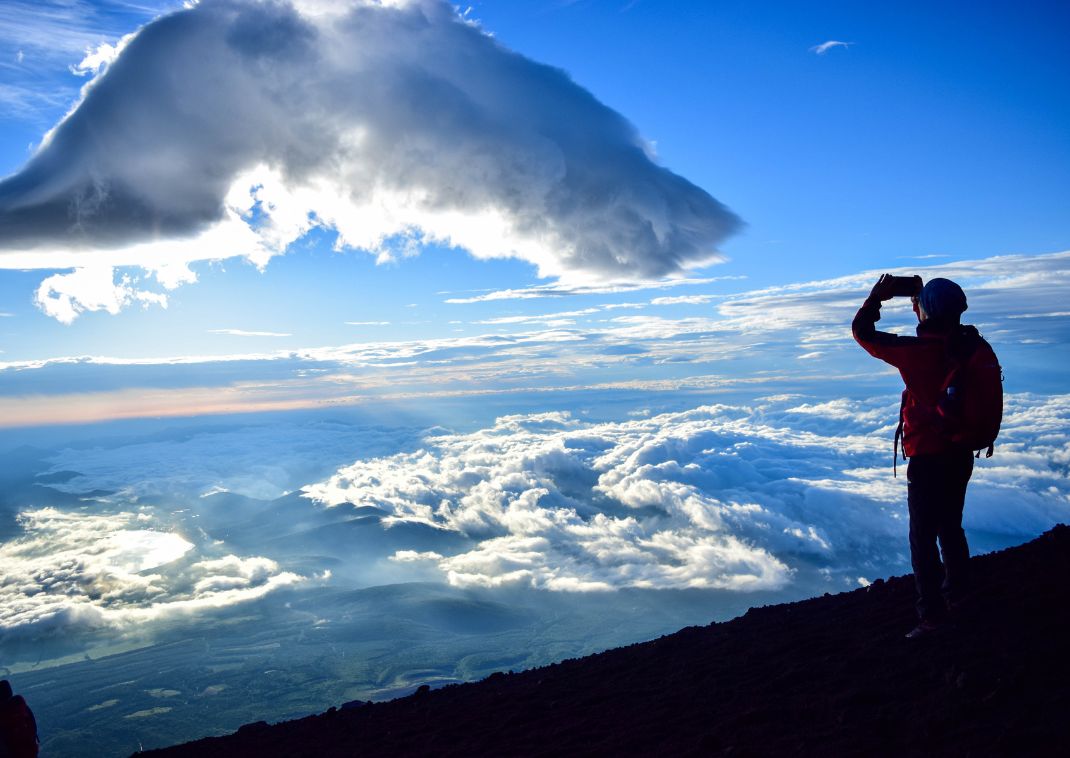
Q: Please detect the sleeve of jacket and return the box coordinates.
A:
[852,296,914,370]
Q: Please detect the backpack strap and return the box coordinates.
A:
[893,390,908,478]
[939,364,959,394]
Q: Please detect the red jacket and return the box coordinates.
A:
[852,296,974,457]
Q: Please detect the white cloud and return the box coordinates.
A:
[304,392,1070,593]
[810,40,853,55]
[207,329,292,337]
[650,294,716,306]
[390,550,445,562]
[33,266,168,325]
[1007,311,1070,319]
[3,250,1068,427]
[444,276,738,304]
[0,508,303,641]
[70,33,134,77]
[0,0,740,322]
[476,308,601,325]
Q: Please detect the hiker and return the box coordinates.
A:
[0,680,39,758]
[853,274,1001,639]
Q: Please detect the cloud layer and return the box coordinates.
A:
[3,250,1066,426]
[0,507,302,642]
[6,389,1065,648]
[304,393,1070,593]
[0,0,740,319]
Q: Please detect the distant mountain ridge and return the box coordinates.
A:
[144,525,1070,756]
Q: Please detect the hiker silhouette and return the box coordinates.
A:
[0,680,39,758]
[853,275,1002,639]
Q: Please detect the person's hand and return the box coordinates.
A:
[868,274,897,302]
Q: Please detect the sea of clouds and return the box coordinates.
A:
[0,506,302,643]
[2,247,1067,650]
[305,394,1070,592]
[3,388,1065,654]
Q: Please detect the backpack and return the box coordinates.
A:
[936,328,1003,457]
[0,695,38,758]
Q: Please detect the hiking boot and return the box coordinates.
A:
[905,618,943,639]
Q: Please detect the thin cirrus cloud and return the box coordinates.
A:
[0,1,166,59]
[0,0,741,322]
[207,328,292,337]
[650,294,717,306]
[810,40,854,55]
[1,250,1068,427]
[442,276,746,304]
[0,1,173,120]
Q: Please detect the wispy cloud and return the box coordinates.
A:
[0,1,173,123]
[810,40,853,55]
[207,329,292,338]
[0,1,170,57]
[445,277,741,304]
[650,294,716,306]
[1006,311,1070,319]
[3,251,1067,426]
[0,79,77,119]
[476,308,601,325]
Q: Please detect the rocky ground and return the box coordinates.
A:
[144,525,1070,757]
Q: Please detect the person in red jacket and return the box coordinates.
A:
[0,679,39,758]
[853,274,976,639]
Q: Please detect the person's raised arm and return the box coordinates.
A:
[853,274,911,366]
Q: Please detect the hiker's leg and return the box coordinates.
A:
[907,455,945,622]
[938,449,974,605]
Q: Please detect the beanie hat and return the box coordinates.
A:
[919,277,967,321]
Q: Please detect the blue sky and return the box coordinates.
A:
[0,0,1066,369]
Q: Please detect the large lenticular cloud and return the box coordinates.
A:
[0,0,740,299]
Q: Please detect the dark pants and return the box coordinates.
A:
[907,449,974,621]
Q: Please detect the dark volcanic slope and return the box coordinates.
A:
[146,526,1070,757]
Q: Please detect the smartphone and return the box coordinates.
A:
[890,275,923,297]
